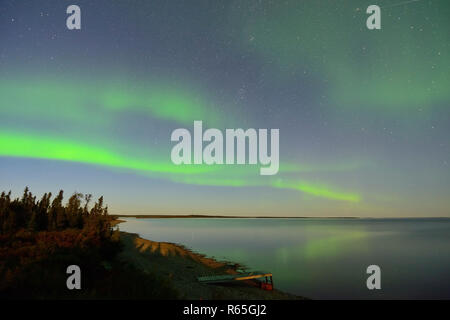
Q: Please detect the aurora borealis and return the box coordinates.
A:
[0,0,449,216]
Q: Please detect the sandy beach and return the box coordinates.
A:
[116,228,304,300]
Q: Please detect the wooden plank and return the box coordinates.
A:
[198,274,236,283]
[198,271,272,284]
[234,273,272,281]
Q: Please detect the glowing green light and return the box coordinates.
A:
[231,0,450,110]
[273,179,360,203]
[0,130,361,203]
[303,231,367,259]
[0,77,223,126]
[0,131,213,175]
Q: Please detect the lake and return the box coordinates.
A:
[118,218,450,299]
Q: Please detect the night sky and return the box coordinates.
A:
[0,0,449,217]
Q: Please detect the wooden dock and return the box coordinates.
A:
[198,271,273,290]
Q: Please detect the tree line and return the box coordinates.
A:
[0,187,179,299]
[0,187,110,234]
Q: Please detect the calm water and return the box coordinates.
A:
[119,218,450,299]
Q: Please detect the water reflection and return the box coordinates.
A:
[120,218,450,299]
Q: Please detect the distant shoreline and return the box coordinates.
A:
[114,214,359,219]
[114,215,450,219]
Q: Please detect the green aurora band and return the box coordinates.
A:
[229,0,450,111]
[0,77,224,127]
[0,131,360,203]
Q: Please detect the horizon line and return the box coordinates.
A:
[114,214,450,219]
